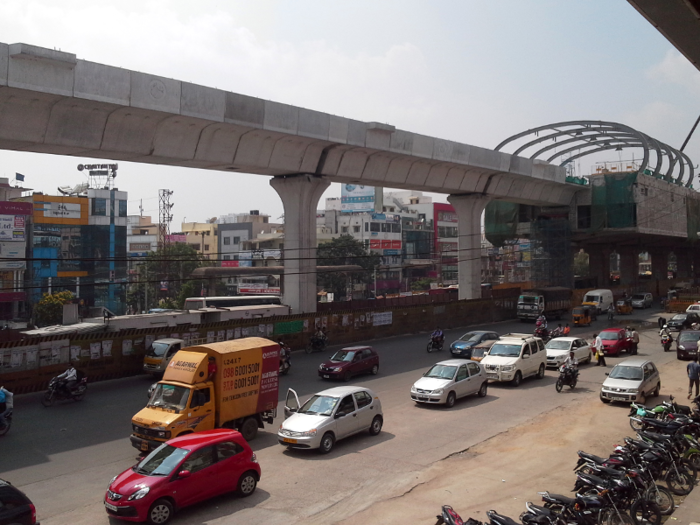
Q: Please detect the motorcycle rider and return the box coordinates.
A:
[56,366,78,395]
[563,323,571,336]
[659,324,673,351]
[551,324,564,338]
[562,350,578,370]
[536,314,547,329]
[431,327,444,347]
[0,385,12,429]
[278,340,291,369]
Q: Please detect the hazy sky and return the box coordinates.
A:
[0,0,698,226]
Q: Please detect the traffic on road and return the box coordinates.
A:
[0,303,694,525]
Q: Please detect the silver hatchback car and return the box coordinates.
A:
[410,359,488,407]
[278,386,383,454]
[600,357,661,404]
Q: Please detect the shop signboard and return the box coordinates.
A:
[0,215,26,241]
[0,241,26,269]
[341,184,374,212]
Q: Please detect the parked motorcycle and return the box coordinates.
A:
[41,372,88,407]
[427,335,444,353]
[306,335,327,354]
[555,365,578,392]
[0,409,12,436]
[279,342,291,375]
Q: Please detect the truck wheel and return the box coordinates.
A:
[240,417,258,441]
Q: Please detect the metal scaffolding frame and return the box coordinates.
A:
[530,218,573,289]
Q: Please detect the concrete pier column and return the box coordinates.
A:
[270,174,330,313]
[649,248,667,281]
[447,194,490,300]
[587,246,612,288]
[618,247,639,289]
[675,249,692,279]
[692,250,700,280]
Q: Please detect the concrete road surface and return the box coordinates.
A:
[0,308,676,524]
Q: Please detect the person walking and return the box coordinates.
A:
[593,332,606,367]
[688,356,700,399]
[630,327,640,355]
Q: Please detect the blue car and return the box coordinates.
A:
[450,331,500,358]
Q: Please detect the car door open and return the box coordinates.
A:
[285,388,301,419]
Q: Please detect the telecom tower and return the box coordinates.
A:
[158,190,174,296]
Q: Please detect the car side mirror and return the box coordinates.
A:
[177,470,191,479]
[335,411,345,419]
[523,354,530,359]
[605,373,609,376]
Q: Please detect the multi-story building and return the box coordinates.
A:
[29,187,128,315]
[0,178,32,320]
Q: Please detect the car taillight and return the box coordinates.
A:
[251,453,257,463]
[30,503,36,524]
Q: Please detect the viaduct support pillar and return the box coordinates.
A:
[675,249,692,279]
[649,248,667,281]
[270,175,330,314]
[618,247,639,290]
[692,249,700,280]
[447,194,490,300]
[587,246,611,289]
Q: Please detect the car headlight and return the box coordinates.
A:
[156,430,171,439]
[109,475,118,488]
[331,367,342,372]
[127,485,150,501]
[299,429,317,437]
[410,386,417,393]
[432,389,443,395]
[318,364,324,370]
[501,365,515,372]
[680,345,685,350]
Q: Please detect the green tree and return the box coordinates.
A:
[316,235,380,299]
[34,290,74,326]
[411,277,435,291]
[573,250,589,277]
[127,243,213,312]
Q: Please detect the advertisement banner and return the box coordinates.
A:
[239,285,281,295]
[391,240,402,249]
[222,260,240,267]
[43,202,82,219]
[0,215,25,242]
[0,242,26,269]
[381,240,391,249]
[369,239,381,250]
[341,184,374,212]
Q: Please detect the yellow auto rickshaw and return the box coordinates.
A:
[616,298,633,315]
[572,306,594,326]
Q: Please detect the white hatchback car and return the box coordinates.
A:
[410,359,488,408]
[687,303,700,314]
[279,386,383,454]
[545,337,592,369]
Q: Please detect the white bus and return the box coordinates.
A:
[183,295,282,310]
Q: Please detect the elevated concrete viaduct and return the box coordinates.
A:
[0,42,584,312]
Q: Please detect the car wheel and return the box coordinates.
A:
[600,393,611,404]
[147,498,174,525]
[343,371,352,382]
[536,363,545,379]
[653,383,660,397]
[511,371,522,387]
[370,364,379,375]
[319,432,335,454]
[369,415,383,436]
[478,381,488,398]
[240,417,258,441]
[236,471,258,497]
[445,391,456,408]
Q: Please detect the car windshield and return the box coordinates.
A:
[600,332,619,341]
[679,332,700,343]
[673,315,687,321]
[424,364,457,380]
[147,384,191,412]
[330,350,356,362]
[546,340,571,350]
[134,444,189,476]
[631,294,645,301]
[472,347,488,358]
[146,341,170,357]
[458,332,481,343]
[489,343,522,357]
[519,296,537,304]
[584,295,599,303]
[298,395,339,416]
[609,365,644,381]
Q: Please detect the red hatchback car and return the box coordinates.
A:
[318,346,380,381]
[599,328,634,357]
[104,429,260,524]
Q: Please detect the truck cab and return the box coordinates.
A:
[142,338,184,376]
[517,292,544,320]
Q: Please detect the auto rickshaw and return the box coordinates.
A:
[616,298,633,315]
[572,306,594,327]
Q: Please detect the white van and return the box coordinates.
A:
[582,289,614,314]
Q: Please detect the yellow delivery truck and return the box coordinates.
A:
[130,337,280,453]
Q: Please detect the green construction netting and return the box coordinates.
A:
[687,197,700,242]
[590,172,637,231]
[485,201,519,247]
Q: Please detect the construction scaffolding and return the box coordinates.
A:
[530,218,573,289]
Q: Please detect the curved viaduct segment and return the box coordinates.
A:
[0,43,582,309]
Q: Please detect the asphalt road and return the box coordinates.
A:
[0,307,674,524]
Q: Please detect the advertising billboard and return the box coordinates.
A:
[0,215,26,241]
[0,241,26,269]
[341,184,374,212]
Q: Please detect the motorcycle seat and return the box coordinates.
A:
[546,493,576,505]
[639,430,673,443]
[577,473,609,488]
[592,465,625,478]
[486,510,520,525]
[524,504,552,517]
[577,451,607,464]
[625,437,653,450]
[675,404,692,415]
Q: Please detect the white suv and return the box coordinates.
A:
[480,333,547,387]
